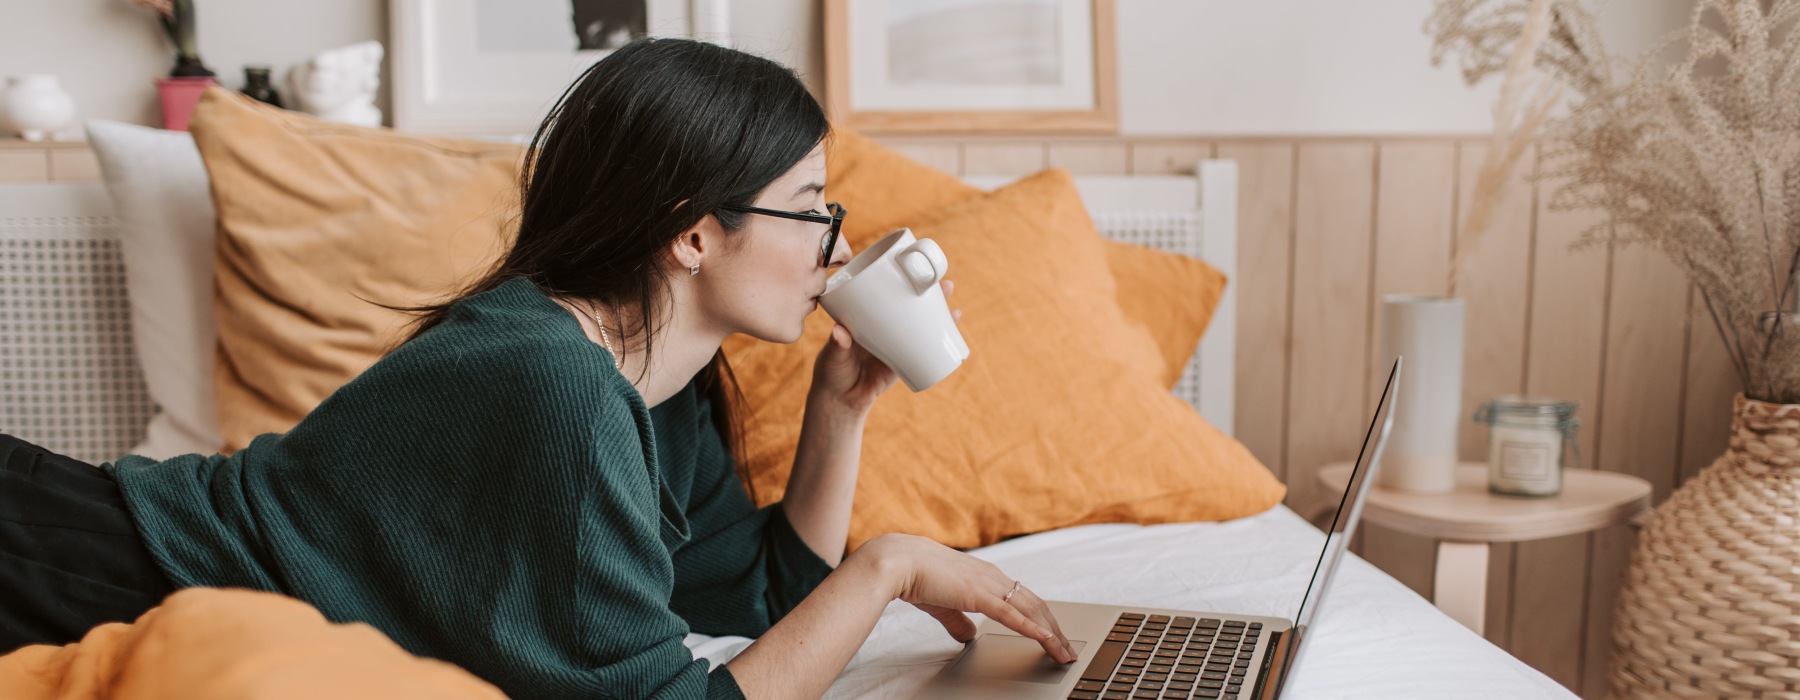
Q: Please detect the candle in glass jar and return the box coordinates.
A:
[1474,396,1579,497]
[1489,416,1561,494]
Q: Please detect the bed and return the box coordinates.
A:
[0,156,1574,698]
[686,507,1574,699]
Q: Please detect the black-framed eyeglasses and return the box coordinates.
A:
[719,202,846,268]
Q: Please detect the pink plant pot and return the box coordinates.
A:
[156,77,218,131]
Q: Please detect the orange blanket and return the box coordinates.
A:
[0,588,505,700]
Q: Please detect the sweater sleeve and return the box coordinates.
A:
[559,386,755,700]
[667,397,836,638]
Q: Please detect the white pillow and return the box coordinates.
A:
[86,119,221,458]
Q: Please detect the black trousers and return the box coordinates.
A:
[0,433,175,653]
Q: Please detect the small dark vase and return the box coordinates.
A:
[241,66,283,109]
[169,55,215,78]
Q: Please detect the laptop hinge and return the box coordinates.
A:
[1256,628,1298,700]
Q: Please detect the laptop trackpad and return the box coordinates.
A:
[944,635,1087,685]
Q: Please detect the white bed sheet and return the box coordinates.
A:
[684,505,1576,699]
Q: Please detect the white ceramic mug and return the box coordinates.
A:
[819,228,970,391]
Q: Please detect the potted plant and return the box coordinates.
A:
[1432,0,1800,696]
[132,0,216,130]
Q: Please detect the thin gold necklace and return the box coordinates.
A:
[590,306,621,371]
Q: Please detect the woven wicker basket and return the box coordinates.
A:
[1611,394,1800,699]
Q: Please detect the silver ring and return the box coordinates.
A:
[1003,580,1023,603]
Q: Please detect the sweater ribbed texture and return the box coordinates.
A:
[106,277,834,700]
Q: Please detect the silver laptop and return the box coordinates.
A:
[920,358,1401,700]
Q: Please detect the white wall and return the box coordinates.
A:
[2,0,387,131]
[0,0,1690,136]
[1117,0,1691,135]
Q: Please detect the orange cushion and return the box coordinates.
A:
[1108,244,1227,387]
[825,129,1225,387]
[189,88,521,451]
[724,169,1283,550]
[0,588,504,700]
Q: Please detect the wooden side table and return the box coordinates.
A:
[1316,462,1651,635]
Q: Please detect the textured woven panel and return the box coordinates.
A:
[1092,209,1206,411]
[0,218,153,464]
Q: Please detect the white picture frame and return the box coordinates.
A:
[391,0,731,137]
[825,0,1117,134]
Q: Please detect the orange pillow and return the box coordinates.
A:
[724,169,1283,550]
[189,88,521,451]
[825,129,1224,387]
[1109,245,1227,387]
[0,588,504,700]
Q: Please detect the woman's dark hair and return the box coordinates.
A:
[405,38,830,477]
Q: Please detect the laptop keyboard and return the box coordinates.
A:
[1067,613,1262,700]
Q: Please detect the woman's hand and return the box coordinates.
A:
[809,279,960,415]
[784,282,963,565]
[723,530,1070,699]
[856,533,1078,664]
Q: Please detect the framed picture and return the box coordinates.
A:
[825,0,1117,134]
[391,0,730,137]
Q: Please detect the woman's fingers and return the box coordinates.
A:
[979,593,1076,664]
[920,603,979,643]
[979,593,1053,644]
[1010,586,1076,661]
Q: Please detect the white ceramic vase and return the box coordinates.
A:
[1377,294,1464,493]
[3,75,76,142]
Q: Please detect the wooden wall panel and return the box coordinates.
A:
[1217,142,1296,479]
[1452,142,1539,649]
[1369,142,1457,406]
[1454,143,1535,463]
[1596,249,1691,498]
[1581,246,1690,698]
[886,142,961,176]
[1130,141,1213,175]
[1283,142,1376,515]
[1047,142,1131,175]
[961,142,1046,176]
[1508,532,1588,687]
[1512,165,1613,693]
[1680,289,1740,484]
[1357,141,1457,598]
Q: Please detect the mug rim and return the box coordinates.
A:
[822,228,913,297]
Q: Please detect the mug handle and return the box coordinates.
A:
[897,238,948,294]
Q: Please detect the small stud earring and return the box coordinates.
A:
[689,264,700,276]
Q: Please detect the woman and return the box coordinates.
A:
[0,38,1075,699]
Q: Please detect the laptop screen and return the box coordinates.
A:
[1290,357,1399,636]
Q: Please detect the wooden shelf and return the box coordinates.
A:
[0,138,99,182]
[0,137,92,149]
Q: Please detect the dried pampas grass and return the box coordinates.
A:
[1428,0,1562,296]
[1431,0,1800,403]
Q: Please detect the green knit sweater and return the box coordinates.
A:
[105,277,835,700]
